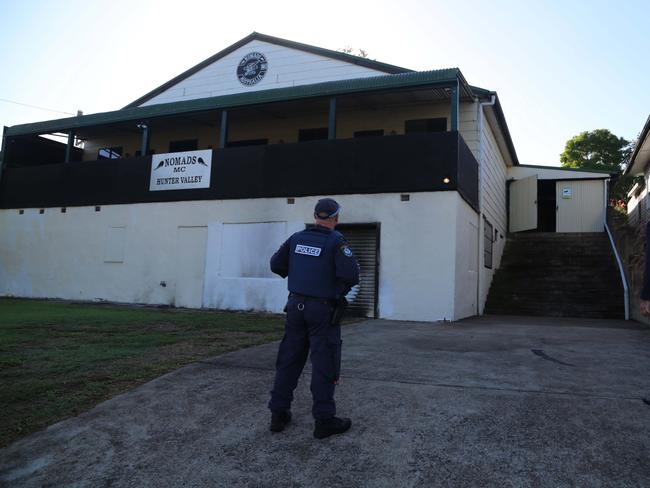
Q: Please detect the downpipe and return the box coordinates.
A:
[476,95,496,315]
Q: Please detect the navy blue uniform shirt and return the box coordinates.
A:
[271,225,359,299]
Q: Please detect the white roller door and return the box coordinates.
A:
[340,225,379,318]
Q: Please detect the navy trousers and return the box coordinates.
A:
[268,295,342,420]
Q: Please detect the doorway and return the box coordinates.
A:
[337,224,380,318]
[537,180,556,232]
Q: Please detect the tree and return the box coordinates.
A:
[560,129,631,171]
[560,129,636,205]
[338,46,369,58]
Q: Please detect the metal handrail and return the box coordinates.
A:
[605,206,630,320]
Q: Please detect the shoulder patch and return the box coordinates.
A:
[340,245,353,257]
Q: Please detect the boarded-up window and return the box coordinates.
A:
[104,226,126,263]
[220,222,286,278]
[484,219,493,269]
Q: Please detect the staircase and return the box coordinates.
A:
[484,232,625,319]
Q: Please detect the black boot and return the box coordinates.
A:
[313,417,352,439]
[270,410,292,433]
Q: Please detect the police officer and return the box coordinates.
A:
[268,198,359,439]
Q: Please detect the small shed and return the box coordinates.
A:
[507,165,613,233]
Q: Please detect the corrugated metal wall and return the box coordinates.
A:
[556,180,606,232]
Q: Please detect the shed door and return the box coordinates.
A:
[556,180,606,232]
[175,226,208,308]
[509,175,538,232]
[338,225,379,318]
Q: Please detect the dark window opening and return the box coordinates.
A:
[405,118,447,134]
[354,129,385,138]
[298,128,328,142]
[169,139,198,152]
[484,219,493,269]
[97,146,123,160]
[226,138,268,148]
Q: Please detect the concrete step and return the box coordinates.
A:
[485,231,623,319]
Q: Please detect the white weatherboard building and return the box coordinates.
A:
[626,115,650,226]
[0,33,615,322]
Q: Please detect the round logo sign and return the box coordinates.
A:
[237,52,268,86]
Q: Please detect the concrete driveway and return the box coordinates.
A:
[1,315,649,487]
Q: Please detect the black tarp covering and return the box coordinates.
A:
[0,132,478,211]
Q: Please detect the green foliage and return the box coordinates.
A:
[560,129,637,205]
[610,174,644,206]
[560,129,631,171]
[0,298,284,448]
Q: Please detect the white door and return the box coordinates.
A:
[175,226,208,308]
[556,180,606,232]
[509,175,538,232]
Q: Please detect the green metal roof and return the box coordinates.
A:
[124,32,412,109]
[6,68,467,137]
[518,164,616,175]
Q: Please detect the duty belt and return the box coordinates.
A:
[289,293,335,306]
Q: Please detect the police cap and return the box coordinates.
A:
[314,198,341,219]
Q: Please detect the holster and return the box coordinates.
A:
[331,297,348,326]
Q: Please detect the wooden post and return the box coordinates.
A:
[328,97,337,140]
[65,131,74,162]
[139,122,150,156]
[219,110,229,148]
[450,79,459,132]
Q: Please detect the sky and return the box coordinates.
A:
[0,0,648,166]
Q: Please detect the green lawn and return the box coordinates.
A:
[0,298,284,448]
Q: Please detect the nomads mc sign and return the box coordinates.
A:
[149,150,212,191]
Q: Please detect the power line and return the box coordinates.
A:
[0,97,75,116]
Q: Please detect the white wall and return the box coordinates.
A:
[140,40,385,107]
[203,221,303,312]
[509,165,610,181]
[456,102,509,314]
[0,192,467,322]
[627,172,650,226]
[454,196,479,319]
[476,110,508,313]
